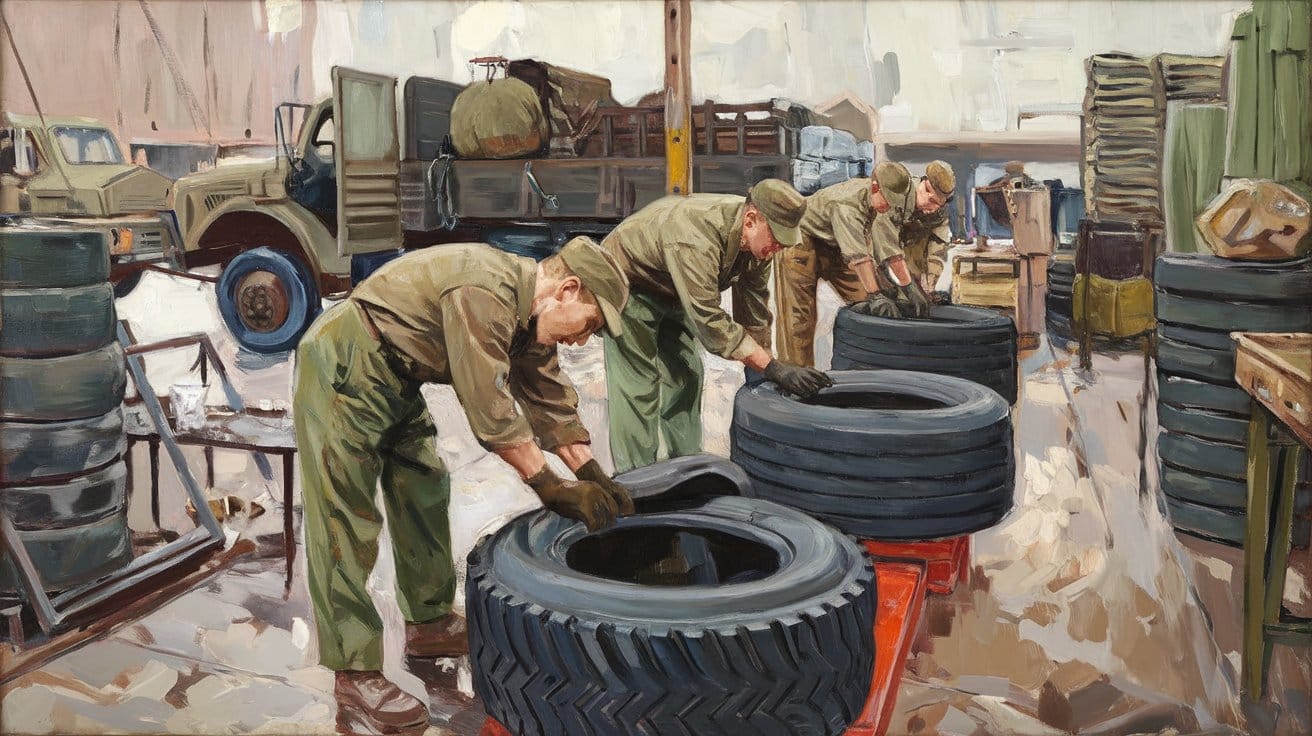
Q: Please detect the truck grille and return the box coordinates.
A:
[204,193,239,211]
[135,227,164,254]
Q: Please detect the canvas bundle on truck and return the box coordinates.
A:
[399,59,825,231]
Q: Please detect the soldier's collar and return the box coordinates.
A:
[727,201,745,258]
[515,258,536,329]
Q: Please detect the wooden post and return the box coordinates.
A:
[664,0,692,195]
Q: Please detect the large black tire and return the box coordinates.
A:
[0,342,127,421]
[1154,253,1312,302]
[1157,403,1248,444]
[0,512,132,594]
[1154,291,1312,333]
[830,305,1018,404]
[0,228,110,289]
[0,284,117,357]
[466,496,877,736]
[0,462,127,529]
[1156,373,1252,416]
[731,370,1014,540]
[0,408,125,484]
[1160,471,1312,547]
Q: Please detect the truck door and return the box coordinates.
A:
[332,66,403,256]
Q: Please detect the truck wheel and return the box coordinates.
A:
[217,247,320,354]
[112,271,143,298]
[730,370,1015,540]
[467,495,877,736]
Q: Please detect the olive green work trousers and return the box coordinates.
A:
[604,289,704,473]
[293,302,454,671]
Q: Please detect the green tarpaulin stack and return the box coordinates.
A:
[1082,53,1227,228]
[1163,103,1228,253]
[1226,0,1312,186]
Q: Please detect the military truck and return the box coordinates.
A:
[0,113,180,296]
[172,65,831,353]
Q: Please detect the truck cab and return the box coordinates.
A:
[0,113,180,295]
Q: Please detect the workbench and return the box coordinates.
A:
[123,402,297,588]
[1232,332,1312,699]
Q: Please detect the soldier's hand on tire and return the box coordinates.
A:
[763,360,834,398]
[852,293,902,318]
[573,459,636,517]
[526,466,621,532]
[930,290,952,305]
[898,282,931,318]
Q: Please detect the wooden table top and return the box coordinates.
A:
[123,401,296,453]
[1232,332,1312,449]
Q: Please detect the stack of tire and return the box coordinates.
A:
[830,304,1019,404]
[731,370,1015,540]
[1046,254,1076,334]
[0,224,132,597]
[1154,253,1312,545]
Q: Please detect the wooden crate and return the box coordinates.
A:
[951,250,1021,309]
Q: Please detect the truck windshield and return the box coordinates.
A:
[52,127,125,164]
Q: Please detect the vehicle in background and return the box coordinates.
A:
[172,64,841,354]
[0,113,181,297]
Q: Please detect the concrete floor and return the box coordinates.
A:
[1,269,1309,735]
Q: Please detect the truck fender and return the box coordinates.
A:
[188,198,348,282]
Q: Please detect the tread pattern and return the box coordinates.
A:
[467,532,877,735]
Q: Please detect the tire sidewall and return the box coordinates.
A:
[472,496,867,629]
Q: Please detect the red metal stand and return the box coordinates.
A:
[478,536,970,736]
[862,535,971,595]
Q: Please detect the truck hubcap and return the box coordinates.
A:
[236,271,290,333]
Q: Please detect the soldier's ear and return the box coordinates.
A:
[557,275,583,301]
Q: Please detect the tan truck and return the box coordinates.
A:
[171,65,824,353]
[0,113,181,296]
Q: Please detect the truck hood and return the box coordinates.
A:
[172,159,278,197]
[57,164,173,214]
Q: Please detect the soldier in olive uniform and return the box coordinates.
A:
[774,161,920,366]
[293,238,632,736]
[869,160,957,317]
[602,178,832,473]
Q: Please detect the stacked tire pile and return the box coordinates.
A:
[1046,254,1076,333]
[1,224,132,596]
[830,305,1019,404]
[1154,253,1312,545]
[731,370,1015,540]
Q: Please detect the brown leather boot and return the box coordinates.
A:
[334,670,428,736]
[404,613,469,658]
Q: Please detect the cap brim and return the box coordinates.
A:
[598,298,624,338]
[767,220,802,247]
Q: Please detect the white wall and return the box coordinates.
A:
[309,0,1249,133]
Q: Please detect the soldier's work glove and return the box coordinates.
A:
[851,292,902,318]
[930,290,952,305]
[573,459,636,517]
[763,360,834,398]
[897,282,932,318]
[526,466,620,532]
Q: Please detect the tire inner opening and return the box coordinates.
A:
[800,391,949,411]
[567,526,781,587]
